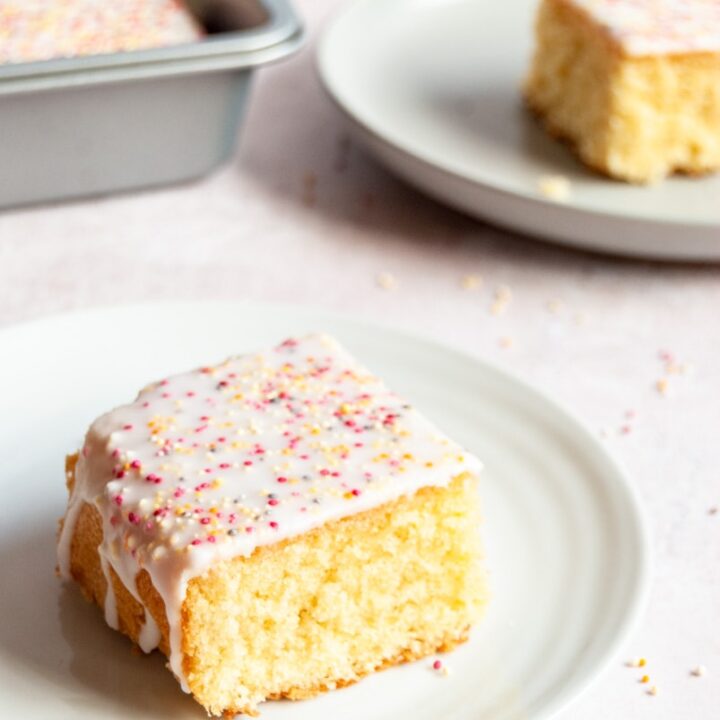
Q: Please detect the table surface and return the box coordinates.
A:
[0,1,718,718]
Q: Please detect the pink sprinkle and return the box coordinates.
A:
[145,473,162,484]
[200,517,211,525]
[268,498,279,506]
[433,660,442,670]
[191,539,202,546]
[207,535,216,543]
[186,391,195,397]
[320,469,330,476]
[219,463,231,469]
[245,526,254,534]
[128,512,140,525]
[173,488,185,499]
[130,459,142,469]
[122,424,133,431]
[243,460,253,467]
[269,521,279,529]
[114,468,126,479]
[110,448,121,459]
[277,476,288,483]
[351,488,361,497]
[113,494,123,507]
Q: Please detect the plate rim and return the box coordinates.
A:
[316,0,720,260]
[0,300,653,720]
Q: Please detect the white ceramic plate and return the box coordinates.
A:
[317,0,720,261]
[0,302,650,720]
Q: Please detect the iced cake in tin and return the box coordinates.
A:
[0,0,203,65]
[525,0,720,183]
[57,334,487,716]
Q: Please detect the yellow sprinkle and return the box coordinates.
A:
[656,378,669,395]
[638,658,647,668]
[640,675,650,684]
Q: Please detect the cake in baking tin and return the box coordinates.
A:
[0,0,203,64]
[525,0,720,183]
[57,334,487,716]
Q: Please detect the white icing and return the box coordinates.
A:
[98,551,118,629]
[57,334,481,691]
[570,0,720,55]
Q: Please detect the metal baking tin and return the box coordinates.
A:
[0,0,303,208]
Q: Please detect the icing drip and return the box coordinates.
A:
[98,551,118,629]
[570,0,720,55]
[57,334,481,692]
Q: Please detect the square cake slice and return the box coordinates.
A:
[57,334,487,716]
[525,0,720,183]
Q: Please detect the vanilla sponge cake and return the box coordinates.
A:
[525,0,720,183]
[0,0,203,65]
[57,334,487,716]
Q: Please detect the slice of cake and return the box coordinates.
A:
[57,334,487,716]
[0,0,203,65]
[525,0,720,183]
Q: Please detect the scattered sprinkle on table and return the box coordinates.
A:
[375,272,397,290]
[460,274,482,291]
[691,665,707,677]
[491,285,512,315]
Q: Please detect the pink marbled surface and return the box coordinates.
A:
[0,1,719,718]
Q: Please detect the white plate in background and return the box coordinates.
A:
[0,302,650,719]
[318,0,720,260]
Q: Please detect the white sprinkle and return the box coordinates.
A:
[647,685,658,696]
[692,665,707,677]
[538,175,571,202]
